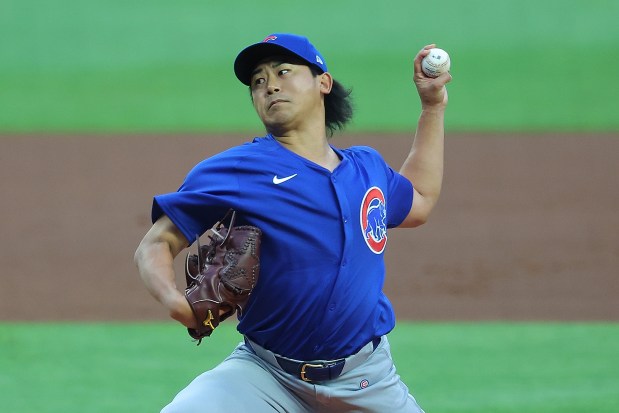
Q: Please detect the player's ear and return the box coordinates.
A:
[319,72,333,95]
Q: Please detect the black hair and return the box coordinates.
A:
[308,65,354,137]
[248,61,354,137]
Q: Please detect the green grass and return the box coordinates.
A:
[1,322,617,412]
[392,323,619,412]
[1,0,618,132]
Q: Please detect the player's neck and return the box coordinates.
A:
[273,130,340,172]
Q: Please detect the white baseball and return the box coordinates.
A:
[421,48,450,78]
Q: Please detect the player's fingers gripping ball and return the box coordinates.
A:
[421,48,450,78]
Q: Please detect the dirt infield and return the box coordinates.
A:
[1,133,617,321]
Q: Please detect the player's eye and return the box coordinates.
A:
[279,69,290,76]
[252,77,265,86]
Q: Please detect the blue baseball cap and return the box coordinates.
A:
[234,33,328,85]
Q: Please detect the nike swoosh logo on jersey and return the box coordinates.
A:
[272,174,298,184]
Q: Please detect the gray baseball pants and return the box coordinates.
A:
[161,335,425,413]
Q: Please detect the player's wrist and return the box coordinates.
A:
[420,104,447,115]
[164,291,195,326]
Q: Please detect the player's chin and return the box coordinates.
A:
[262,114,291,132]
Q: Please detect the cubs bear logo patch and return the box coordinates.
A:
[360,187,387,254]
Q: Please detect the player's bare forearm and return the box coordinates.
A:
[134,216,196,328]
[398,44,451,227]
[399,106,445,226]
[135,241,179,308]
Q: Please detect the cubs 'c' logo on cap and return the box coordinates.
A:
[263,35,277,42]
[360,187,387,254]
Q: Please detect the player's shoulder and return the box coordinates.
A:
[336,145,394,176]
[199,135,276,164]
[182,136,271,181]
[340,145,385,162]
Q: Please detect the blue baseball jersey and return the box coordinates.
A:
[152,134,413,360]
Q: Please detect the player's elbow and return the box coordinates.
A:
[411,214,430,227]
[399,195,436,228]
[134,235,158,269]
[400,213,429,228]
[134,241,147,269]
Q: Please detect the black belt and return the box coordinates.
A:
[247,337,381,383]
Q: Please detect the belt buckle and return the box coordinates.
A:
[300,363,324,382]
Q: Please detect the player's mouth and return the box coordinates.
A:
[268,99,288,110]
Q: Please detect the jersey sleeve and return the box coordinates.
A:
[151,154,241,244]
[385,165,414,228]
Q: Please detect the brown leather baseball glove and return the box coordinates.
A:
[184,209,261,343]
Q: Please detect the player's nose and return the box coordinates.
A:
[266,79,280,94]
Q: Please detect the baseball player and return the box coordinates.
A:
[135,33,451,412]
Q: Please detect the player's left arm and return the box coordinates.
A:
[398,44,452,228]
